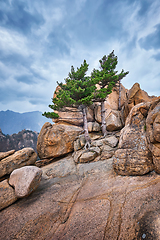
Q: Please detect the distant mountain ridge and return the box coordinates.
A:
[0,110,51,135]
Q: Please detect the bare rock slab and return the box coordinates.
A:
[0,148,37,178]
[0,179,18,211]
[9,166,42,198]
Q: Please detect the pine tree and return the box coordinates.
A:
[91,50,129,136]
[43,60,97,148]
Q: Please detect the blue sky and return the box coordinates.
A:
[0,0,160,113]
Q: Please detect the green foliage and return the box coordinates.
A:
[144,124,146,131]
[42,111,59,119]
[91,50,129,101]
[52,60,97,110]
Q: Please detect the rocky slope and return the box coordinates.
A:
[0,129,38,152]
[1,156,160,239]
[0,83,160,240]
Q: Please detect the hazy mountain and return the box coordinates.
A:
[0,129,38,152]
[0,110,52,135]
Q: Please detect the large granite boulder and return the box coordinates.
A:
[94,85,127,131]
[0,179,18,211]
[127,83,154,112]
[9,166,42,198]
[113,102,153,175]
[37,122,82,159]
[122,83,158,122]
[105,110,123,131]
[146,98,160,173]
[0,148,37,178]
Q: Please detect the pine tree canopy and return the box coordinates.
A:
[43,60,97,119]
[52,60,97,111]
[91,50,129,102]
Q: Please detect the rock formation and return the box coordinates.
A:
[0,148,37,178]
[53,106,94,126]
[37,122,82,160]
[0,179,18,211]
[1,82,160,239]
[113,102,154,175]
[0,129,38,152]
[9,166,42,198]
[1,155,160,239]
[122,82,158,122]
[146,98,160,173]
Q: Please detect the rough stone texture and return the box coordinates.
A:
[87,121,101,132]
[37,122,82,159]
[106,110,123,131]
[42,154,77,179]
[122,83,158,122]
[9,166,42,198]
[0,179,18,211]
[0,129,38,153]
[94,84,127,123]
[95,107,123,132]
[74,134,86,151]
[104,135,119,148]
[0,148,37,178]
[113,102,154,175]
[0,149,15,160]
[146,98,160,173]
[1,157,160,239]
[127,83,154,112]
[73,147,101,163]
[73,136,118,163]
[52,107,94,126]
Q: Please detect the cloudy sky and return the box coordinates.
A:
[0,0,160,113]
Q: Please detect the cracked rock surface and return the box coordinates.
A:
[1,157,160,240]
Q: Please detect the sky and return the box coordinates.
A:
[0,0,160,113]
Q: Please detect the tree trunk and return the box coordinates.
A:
[101,100,107,136]
[118,80,121,110]
[82,106,91,149]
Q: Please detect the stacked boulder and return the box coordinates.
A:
[113,98,160,176]
[0,148,42,211]
[37,83,157,164]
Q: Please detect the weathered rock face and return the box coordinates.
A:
[52,84,127,131]
[73,135,118,163]
[87,121,101,132]
[105,110,123,131]
[53,107,94,126]
[96,84,127,114]
[122,83,158,122]
[127,83,154,112]
[95,107,123,132]
[37,122,82,159]
[146,99,160,173]
[0,179,18,211]
[0,148,37,178]
[0,129,38,152]
[0,150,15,160]
[113,102,154,175]
[9,166,42,198]
[1,157,160,239]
